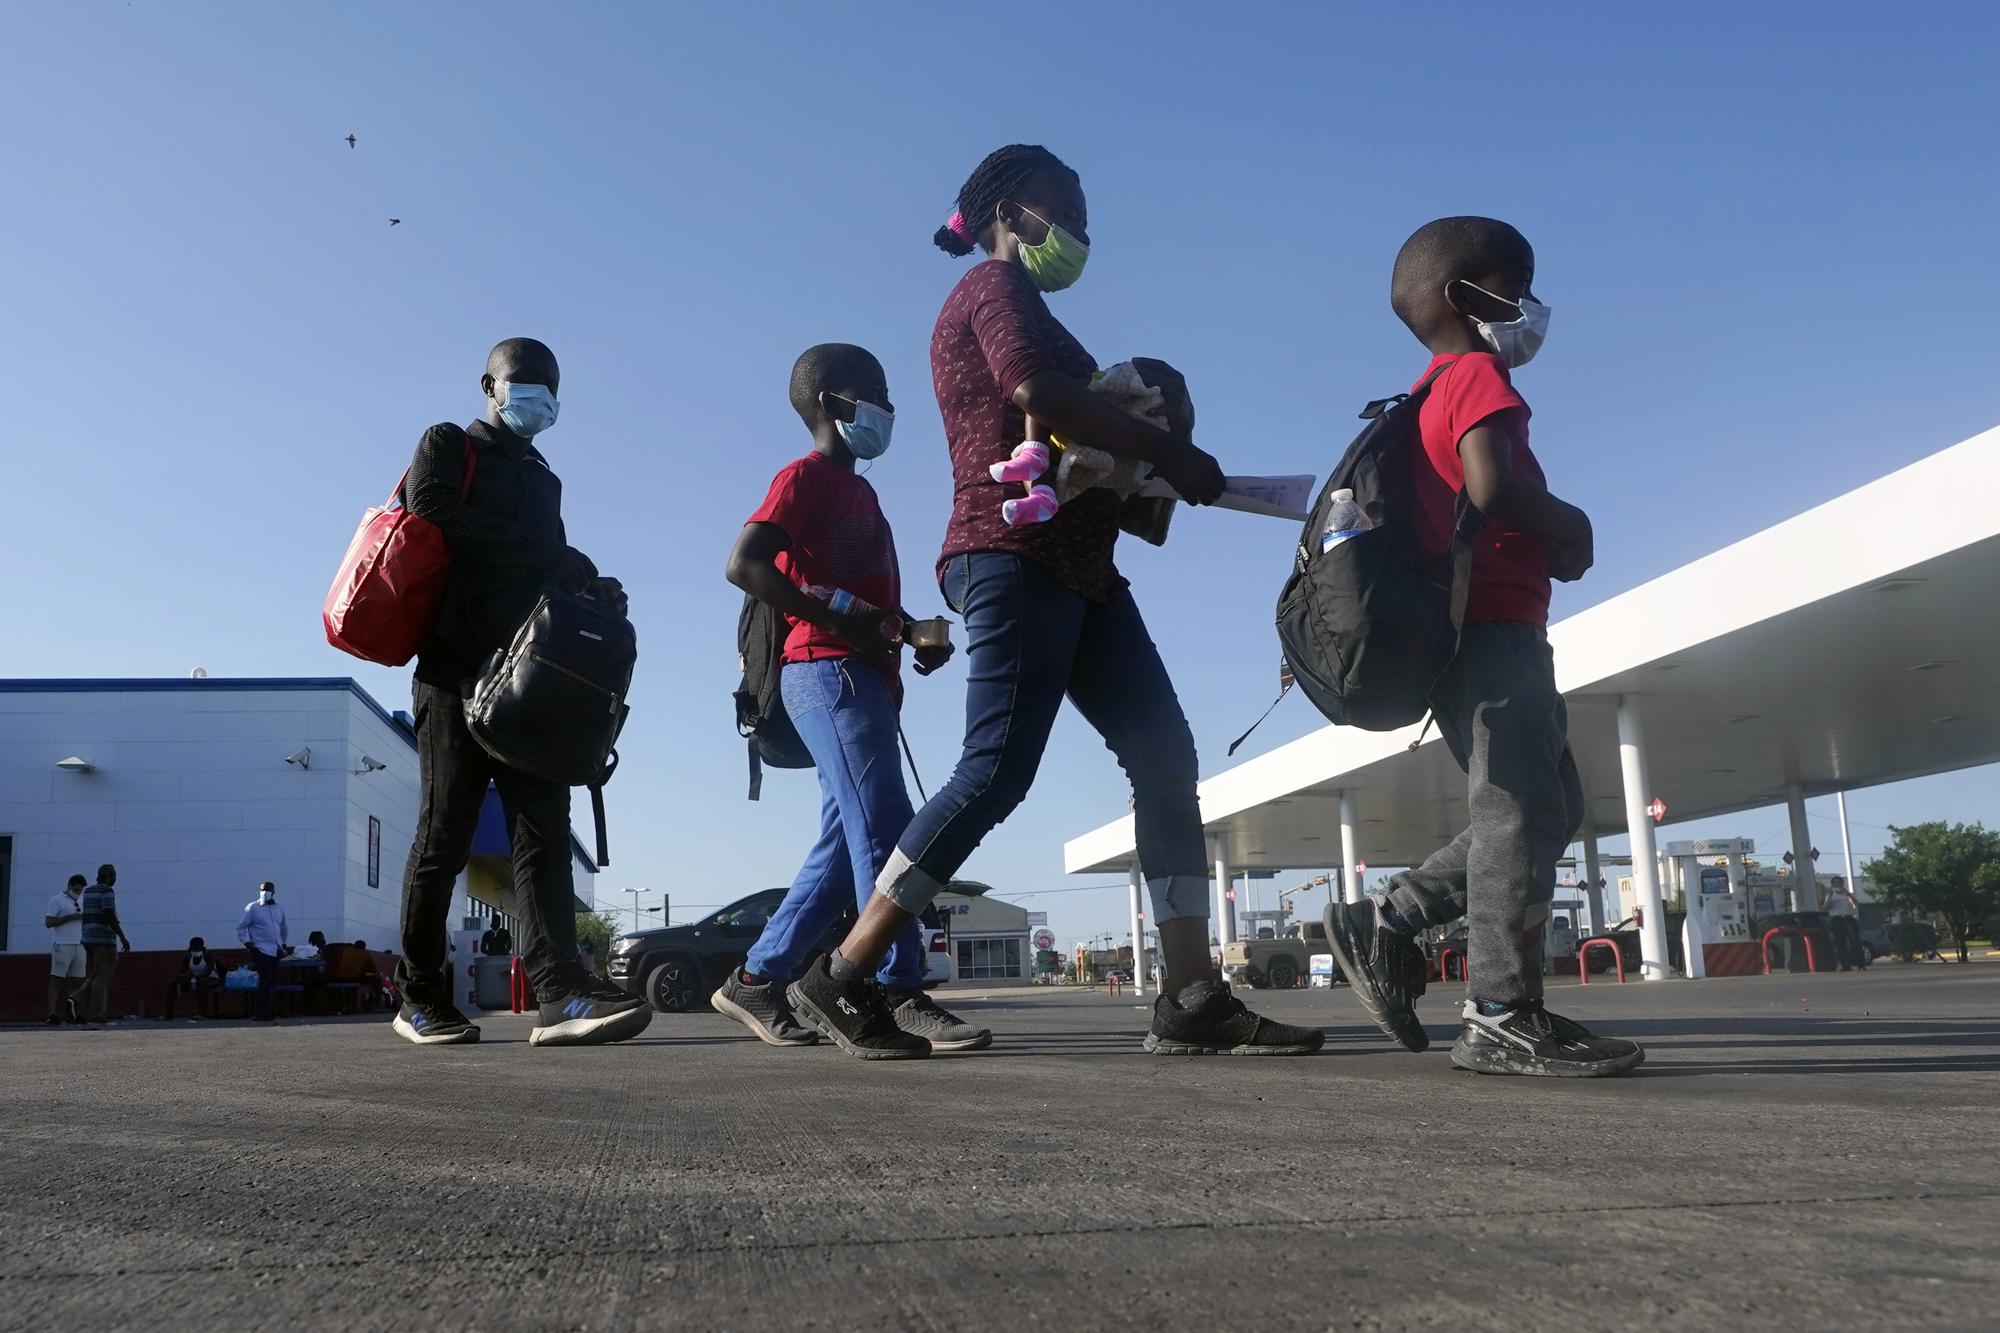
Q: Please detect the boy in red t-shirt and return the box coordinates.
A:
[717,343,984,1057]
[1323,217,1643,1077]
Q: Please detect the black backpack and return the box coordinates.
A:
[733,594,812,800]
[465,591,634,865]
[1272,359,1477,734]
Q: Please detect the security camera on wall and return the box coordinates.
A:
[284,747,312,770]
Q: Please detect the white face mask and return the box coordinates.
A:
[1453,281,1550,369]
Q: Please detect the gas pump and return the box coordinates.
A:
[1662,838,1760,976]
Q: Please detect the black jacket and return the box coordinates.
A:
[402,419,593,689]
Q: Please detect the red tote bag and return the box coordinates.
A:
[323,439,475,666]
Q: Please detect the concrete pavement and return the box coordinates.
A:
[2,965,1996,1331]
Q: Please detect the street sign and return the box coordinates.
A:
[1809,847,1820,861]
[1647,797,1667,823]
[1032,928,1055,951]
[1783,850,1796,864]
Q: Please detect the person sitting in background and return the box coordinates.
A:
[322,939,385,1012]
[161,937,222,1020]
[306,929,328,956]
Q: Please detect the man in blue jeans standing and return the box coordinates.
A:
[719,343,986,1058]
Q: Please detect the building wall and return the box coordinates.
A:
[937,892,1032,986]
[0,682,414,955]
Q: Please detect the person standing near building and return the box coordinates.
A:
[236,881,291,1022]
[44,873,87,1024]
[77,864,131,1026]
[391,337,651,1049]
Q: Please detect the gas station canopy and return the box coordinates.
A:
[1065,424,2000,875]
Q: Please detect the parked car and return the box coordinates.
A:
[1223,918,1332,989]
[1859,917,1939,963]
[608,889,950,1013]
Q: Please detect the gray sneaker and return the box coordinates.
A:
[883,987,991,1052]
[711,971,817,1047]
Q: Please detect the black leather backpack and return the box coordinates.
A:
[466,590,634,864]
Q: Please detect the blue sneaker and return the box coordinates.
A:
[530,988,652,1047]
[392,1001,481,1046]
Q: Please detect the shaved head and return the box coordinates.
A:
[486,337,558,391]
[1391,217,1534,339]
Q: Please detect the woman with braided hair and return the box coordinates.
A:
[786,144,1324,1060]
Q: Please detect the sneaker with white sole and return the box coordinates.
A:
[1450,1000,1645,1077]
[711,971,817,1047]
[529,989,653,1047]
[392,1001,481,1046]
[883,987,991,1052]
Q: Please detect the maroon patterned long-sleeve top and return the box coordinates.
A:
[930,259,1125,601]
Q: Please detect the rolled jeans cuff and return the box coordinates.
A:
[876,848,946,914]
[1146,873,1208,924]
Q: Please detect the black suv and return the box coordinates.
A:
[606,888,948,1013]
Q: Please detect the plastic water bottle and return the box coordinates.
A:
[1319,489,1370,554]
[803,586,903,641]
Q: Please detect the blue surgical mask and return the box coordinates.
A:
[831,396,895,460]
[496,381,560,437]
[260,890,275,904]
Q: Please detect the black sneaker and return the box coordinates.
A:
[530,989,653,1047]
[1143,978,1325,1055]
[786,956,930,1060]
[1450,1001,1646,1077]
[1324,896,1430,1053]
[711,971,817,1047]
[391,1001,481,1046]
[883,986,991,1052]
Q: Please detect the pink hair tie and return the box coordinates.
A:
[947,210,972,241]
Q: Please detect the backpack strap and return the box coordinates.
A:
[587,746,619,867]
[746,740,763,802]
[391,431,479,510]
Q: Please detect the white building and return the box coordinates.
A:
[936,883,1031,986]
[0,678,593,959]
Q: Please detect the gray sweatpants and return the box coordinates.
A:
[1385,622,1583,1008]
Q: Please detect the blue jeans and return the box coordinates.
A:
[746,659,925,989]
[877,553,1208,923]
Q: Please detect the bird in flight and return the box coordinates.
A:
[389,218,401,226]
[345,134,357,149]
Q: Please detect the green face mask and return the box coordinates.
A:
[1016,208,1089,292]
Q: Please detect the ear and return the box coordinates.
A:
[1442,279,1474,318]
[480,372,497,400]
[817,391,853,425]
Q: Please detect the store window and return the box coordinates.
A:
[956,936,1023,980]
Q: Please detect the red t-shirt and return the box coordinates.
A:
[931,259,1123,601]
[1410,352,1552,626]
[747,452,902,676]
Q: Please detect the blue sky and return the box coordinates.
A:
[5,2,1997,945]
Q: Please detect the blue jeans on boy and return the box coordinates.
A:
[745,659,925,989]
[876,553,1209,925]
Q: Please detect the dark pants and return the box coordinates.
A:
[247,949,280,1019]
[79,943,120,1022]
[878,553,1209,926]
[1831,917,1863,969]
[398,682,581,1009]
[1386,623,1585,1008]
[164,977,219,1019]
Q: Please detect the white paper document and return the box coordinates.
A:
[1139,473,1317,522]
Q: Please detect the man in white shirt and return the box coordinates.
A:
[236,881,292,1022]
[44,874,87,1024]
